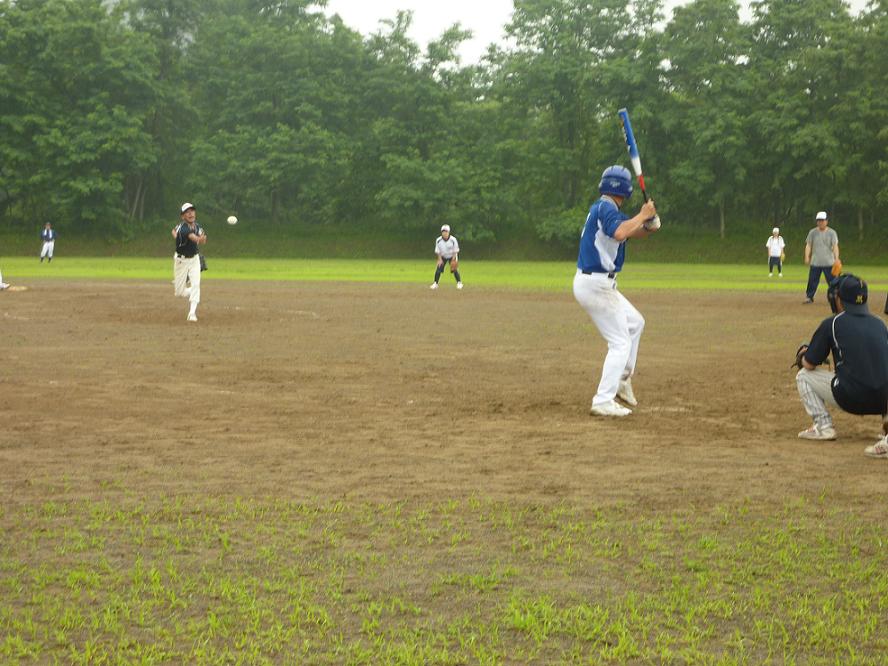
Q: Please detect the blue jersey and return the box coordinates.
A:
[577,197,629,274]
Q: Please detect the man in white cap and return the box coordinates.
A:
[766,226,785,277]
[430,224,462,290]
[803,211,839,303]
[173,202,206,321]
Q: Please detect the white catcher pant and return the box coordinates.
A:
[796,368,838,428]
[573,270,645,407]
[173,254,201,312]
[40,241,54,258]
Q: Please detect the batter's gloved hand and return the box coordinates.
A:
[791,343,809,370]
[831,259,843,277]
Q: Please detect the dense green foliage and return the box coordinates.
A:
[1,0,886,244]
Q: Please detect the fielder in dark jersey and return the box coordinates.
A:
[795,274,888,458]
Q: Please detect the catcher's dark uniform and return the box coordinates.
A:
[804,311,888,415]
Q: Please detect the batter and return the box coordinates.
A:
[574,165,659,417]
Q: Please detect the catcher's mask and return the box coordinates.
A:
[828,273,868,314]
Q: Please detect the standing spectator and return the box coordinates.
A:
[766,227,785,277]
[39,222,56,263]
[803,211,839,304]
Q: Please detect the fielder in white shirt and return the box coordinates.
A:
[766,227,785,277]
[430,225,463,290]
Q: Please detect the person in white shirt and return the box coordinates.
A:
[766,227,785,277]
[430,225,463,290]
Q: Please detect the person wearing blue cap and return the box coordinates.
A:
[574,165,659,417]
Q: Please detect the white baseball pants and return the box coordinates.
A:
[173,254,201,314]
[40,241,54,259]
[573,270,645,407]
[796,368,838,428]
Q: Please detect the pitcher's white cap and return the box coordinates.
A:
[772,227,779,233]
[180,202,195,213]
[441,224,450,232]
[815,211,827,220]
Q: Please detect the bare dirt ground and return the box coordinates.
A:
[2,279,885,513]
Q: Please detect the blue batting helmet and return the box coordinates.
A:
[598,165,633,199]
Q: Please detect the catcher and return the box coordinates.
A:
[793,273,888,458]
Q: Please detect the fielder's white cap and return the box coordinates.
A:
[441,224,450,232]
[772,227,779,233]
[816,211,828,220]
[180,202,195,214]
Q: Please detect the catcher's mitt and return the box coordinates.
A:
[830,259,843,277]
[791,343,809,370]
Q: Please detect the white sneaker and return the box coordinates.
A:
[779,273,783,277]
[769,273,773,277]
[457,282,463,290]
[429,283,438,290]
[617,379,638,407]
[187,313,198,322]
[798,424,837,440]
[0,283,9,290]
[590,400,632,417]
[864,436,888,459]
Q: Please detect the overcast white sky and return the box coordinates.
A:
[324,0,872,63]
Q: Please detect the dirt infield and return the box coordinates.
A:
[2,279,885,512]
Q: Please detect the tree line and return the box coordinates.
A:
[1,0,886,244]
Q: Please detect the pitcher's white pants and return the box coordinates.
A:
[173,254,201,313]
[573,270,645,407]
[40,241,54,259]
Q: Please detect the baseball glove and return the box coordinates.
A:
[831,259,843,277]
[791,343,809,370]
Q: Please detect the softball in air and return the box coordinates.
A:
[227,215,238,225]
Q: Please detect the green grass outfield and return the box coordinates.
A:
[5,257,888,292]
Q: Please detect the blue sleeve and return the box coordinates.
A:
[598,201,626,238]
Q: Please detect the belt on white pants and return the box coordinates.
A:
[577,269,617,286]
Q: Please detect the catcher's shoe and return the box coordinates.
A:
[798,424,837,440]
[429,283,438,290]
[617,379,638,407]
[590,400,632,417]
[864,437,888,459]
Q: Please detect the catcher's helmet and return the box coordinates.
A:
[828,273,868,314]
[598,165,633,199]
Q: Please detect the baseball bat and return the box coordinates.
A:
[618,107,660,228]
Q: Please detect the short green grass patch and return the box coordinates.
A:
[1,494,886,664]
[4,257,888,292]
